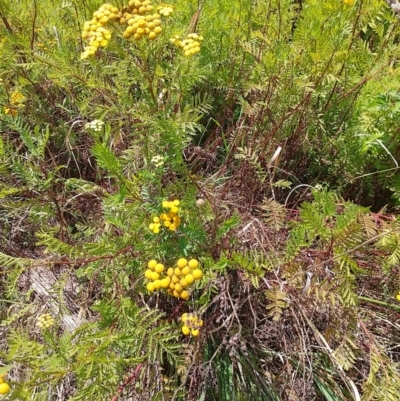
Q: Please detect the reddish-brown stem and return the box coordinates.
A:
[0,245,135,275]
[30,0,37,52]
[110,363,143,401]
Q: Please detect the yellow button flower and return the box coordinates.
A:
[158,5,174,16]
[36,313,55,329]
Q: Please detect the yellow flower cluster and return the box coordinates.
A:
[181,313,203,337]
[121,0,154,21]
[80,1,171,58]
[149,216,162,233]
[81,3,117,59]
[149,199,181,233]
[343,0,354,4]
[4,108,17,117]
[0,373,10,395]
[11,91,25,105]
[170,33,203,57]
[121,0,163,41]
[396,291,400,301]
[151,154,165,167]
[36,313,55,329]
[4,90,26,116]
[145,258,203,300]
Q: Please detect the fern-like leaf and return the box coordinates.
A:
[265,287,288,321]
[260,197,287,231]
[91,142,124,182]
[332,336,358,371]
[358,213,378,238]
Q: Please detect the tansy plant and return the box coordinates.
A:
[3,0,400,400]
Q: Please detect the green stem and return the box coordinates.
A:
[139,46,158,110]
[358,295,400,312]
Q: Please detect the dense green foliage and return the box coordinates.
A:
[1,0,400,400]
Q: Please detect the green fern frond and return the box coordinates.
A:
[0,186,22,199]
[297,201,327,240]
[10,160,43,188]
[272,179,292,189]
[65,178,108,195]
[375,223,400,269]
[333,204,365,249]
[6,118,49,159]
[0,304,35,328]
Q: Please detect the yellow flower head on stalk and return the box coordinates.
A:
[160,212,180,231]
[396,291,400,301]
[343,0,354,5]
[181,313,203,336]
[0,382,10,395]
[122,13,163,41]
[145,257,202,299]
[36,313,55,329]
[149,216,161,233]
[171,33,203,57]
[4,107,18,116]
[11,90,25,105]
[149,199,181,233]
[80,3,118,59]
[157,4,174,16]
[170,35,183,47]
[4,90,26,115]
[151,154,165,167]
